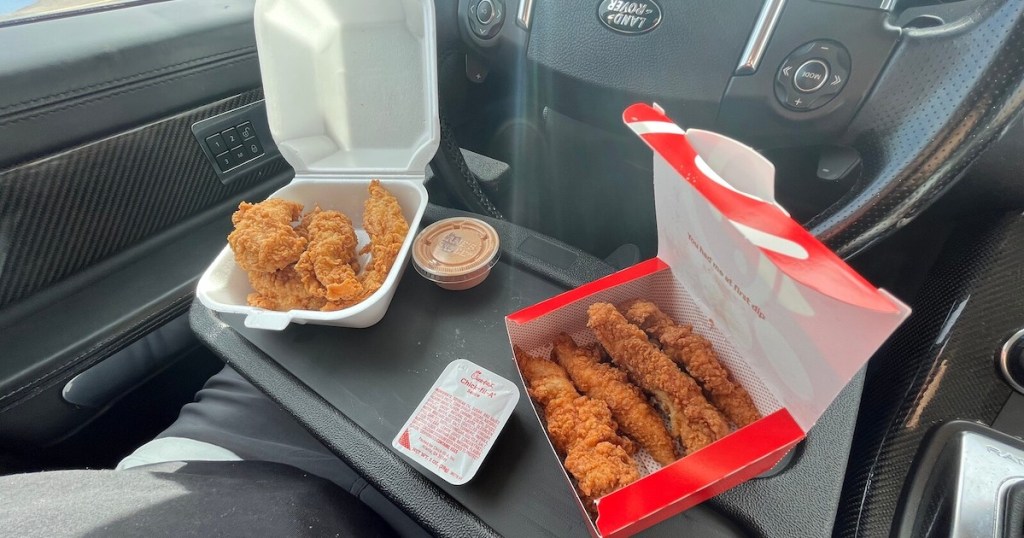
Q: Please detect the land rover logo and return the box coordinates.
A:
[598,0,662,34]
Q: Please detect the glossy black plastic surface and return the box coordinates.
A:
[192,204,869,537]
[836,214,1024,537]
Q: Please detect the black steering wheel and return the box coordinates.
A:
[430,0,1024,258]
[807,0,1024,257]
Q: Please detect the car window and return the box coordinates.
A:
[0,0,146,25]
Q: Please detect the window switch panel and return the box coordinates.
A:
[191,100,279,185]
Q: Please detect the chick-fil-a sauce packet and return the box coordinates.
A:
[392,359,520,485]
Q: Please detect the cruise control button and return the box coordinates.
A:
[477,0,494,23]
[788,95,811,110]
[793,59,829,93]
[778,61,800,85]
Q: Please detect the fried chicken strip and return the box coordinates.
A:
[552,334,678,466]
[294,207,363,309]
[247,264,326,311]
[515,346,640,501]
[355,179,409,301]
[621,300,762,428]
[228,199,307,273]
[587,303,730,454]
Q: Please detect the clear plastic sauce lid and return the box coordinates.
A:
[412,217,500,285]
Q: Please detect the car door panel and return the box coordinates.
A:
[0,0,290,450]
[0,0,262,168]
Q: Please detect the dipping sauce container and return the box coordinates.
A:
[392,359,520,485]
[412,217,500,290]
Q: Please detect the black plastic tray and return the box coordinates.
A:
[191,204,863,537]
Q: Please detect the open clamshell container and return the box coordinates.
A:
[196,0,439,330]
[505,104,911,537]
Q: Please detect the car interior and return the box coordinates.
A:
[1,0,1024,536]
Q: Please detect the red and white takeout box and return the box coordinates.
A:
[196,0,438,330]
[505,103,911,537]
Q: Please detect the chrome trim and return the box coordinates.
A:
[948,432,1024,537]
[735,0,787,75]
[793,59,829,92]
[999,328,1024,394]
[478,0,496,24]
[516,0,534,29]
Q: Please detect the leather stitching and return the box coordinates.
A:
[0,53,258,127]
[0,46,256,114]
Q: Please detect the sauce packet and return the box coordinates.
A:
[392,359,520,485]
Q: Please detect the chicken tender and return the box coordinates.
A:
[552,334,678,466]
[294,207,363,308]
[515,347,640,501]
[587,303,730,454]
[228,199,307,273]
[621,300,762,428]
[356,179,409,300]
[247,264,326,311]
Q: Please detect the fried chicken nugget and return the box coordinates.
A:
[515,346,640,501]
[356,180,409,300]
[587,303,730,455]
[247,264,326,311]
[228,199,307,273]
[294,207,363,308]
[552,334,678,466]
[621,300,762,428]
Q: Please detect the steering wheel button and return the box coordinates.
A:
[788,95,811,110]
[778,61,798,82]
[477,0,494,24]
[793,60,830,93]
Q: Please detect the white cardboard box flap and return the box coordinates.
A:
[254,0,439,177]
[624,103,912,431]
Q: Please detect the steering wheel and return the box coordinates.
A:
[431,0,1024,258]
[805,0,1024,257]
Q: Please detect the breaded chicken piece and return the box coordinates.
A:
[247,264,326,311]
[587,303,730,454]
[294,207,363,309]
[515,347,640,501]
[552,334,678,466]
[621,300,762,428]
[565,441,640,504]
[228,199,307,273]
[356,180,409,300]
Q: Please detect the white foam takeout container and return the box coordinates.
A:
[196,0,439,330]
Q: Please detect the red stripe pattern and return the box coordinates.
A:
[623,103,899,314]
